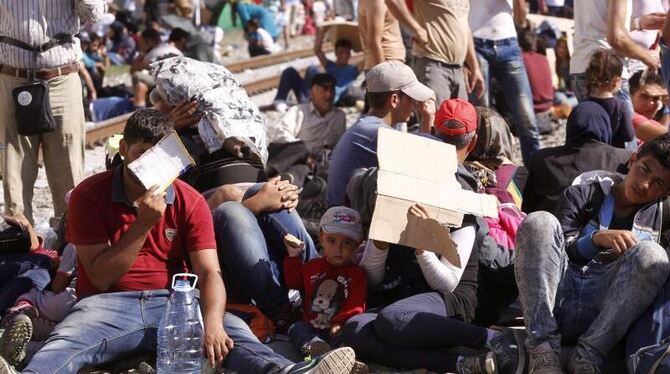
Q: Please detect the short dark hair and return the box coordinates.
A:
[123,109,174,145]
[141,28,162,44]
[630,69,665,95]
[311,73,336,88]
[169,27,190,43]
[586,49,624,95]
[637,132,670,170]
[89,33,102,44]
[335,39,352,50]
[436,120,476,150]
[518,30,536,53]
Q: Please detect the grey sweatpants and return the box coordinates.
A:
[515,211,670,366]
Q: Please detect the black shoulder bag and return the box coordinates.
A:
[0,34,73,136]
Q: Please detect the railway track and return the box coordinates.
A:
[85,50,363,146]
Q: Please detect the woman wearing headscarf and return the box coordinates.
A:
[522,101,632,214]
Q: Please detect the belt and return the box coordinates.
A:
[474,37,518,46]
[0,62,79,80]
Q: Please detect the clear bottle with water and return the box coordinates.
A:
[157,273,203,374]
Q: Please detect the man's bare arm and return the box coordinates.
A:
[190,248,233,367]
[314,26,329,68]
[608,0,659,68]
[512,0,528,27]
[384,0,428,45]
[366,0,386,67]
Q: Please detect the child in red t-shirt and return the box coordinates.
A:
[283,206,367,357]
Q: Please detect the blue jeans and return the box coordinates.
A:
[274,65,321,103]
[472,37,540,165]
[515,212,670,366]
[340,292,487,372]
[23,290,294,374]
[288,320,333,350]
[213,194,317,320]
[0,253,51,313]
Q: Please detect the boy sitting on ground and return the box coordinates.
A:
[503,133,670,373]
[283,206,367,360]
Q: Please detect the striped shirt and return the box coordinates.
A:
[0,0,106,69]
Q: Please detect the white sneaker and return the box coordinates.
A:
[274,100,289,113]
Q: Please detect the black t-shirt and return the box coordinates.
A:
[609,212,636,231]
[586,97,634,148]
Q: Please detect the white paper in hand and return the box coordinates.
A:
[127,132,195,192]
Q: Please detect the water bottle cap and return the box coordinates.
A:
[171,273,198,291]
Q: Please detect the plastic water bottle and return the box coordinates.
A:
[157,273,203,374]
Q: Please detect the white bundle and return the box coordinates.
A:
[149,56,268,164]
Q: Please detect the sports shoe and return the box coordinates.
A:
[274,100,289,113]
[1,304,38,329]
[566,354,600,374]
[0,356,19,374]
[527,342,563,374]
[457,352,498,374]
[302,340,332,358]
[350,360,368,374]
[286,347,356,373]
[486,327,526,374]
[0,314,32,367]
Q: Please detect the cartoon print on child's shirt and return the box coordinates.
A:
[310,278,345,329]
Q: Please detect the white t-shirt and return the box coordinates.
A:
[143,43,184,64]
[571,0,633,75]
[545,0,566,6]
[470,0,517,41]
[631,0,664,49]
[258,27,282,53]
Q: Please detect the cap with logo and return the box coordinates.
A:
[365,61,434,102]
[319,206,363,242]
[434,98,478,136]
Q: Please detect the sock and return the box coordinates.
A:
[486,328,502,344]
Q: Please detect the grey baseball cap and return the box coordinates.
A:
[319,206,363,242]
[365,61,434,102]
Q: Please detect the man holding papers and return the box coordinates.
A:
[4,110,357,374]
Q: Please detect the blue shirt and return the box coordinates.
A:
[325,60,359,103]
[326,115,391,206]
[236,3,279,39]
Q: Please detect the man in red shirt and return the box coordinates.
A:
[0,110,356,374]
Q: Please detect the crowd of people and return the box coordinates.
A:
[5,0,670,374]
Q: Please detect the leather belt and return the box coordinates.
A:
[0,62,79,80]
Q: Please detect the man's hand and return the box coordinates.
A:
[203,323,234,369]
[135,186,167,228]
[168,100,202,130]
[413,26,429,47]
[257,176,300,211]
[592,230,639,253]
[644,52,661,70]
[466,66,485,99]
[418,98,436,119]
[639,12,666,30]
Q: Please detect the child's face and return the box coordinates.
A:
[622,155,670,205]
[319,231,360,267]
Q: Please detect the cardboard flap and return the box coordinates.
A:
[369,195,462,267]
[127,132,195,192]
[368,128,499,267]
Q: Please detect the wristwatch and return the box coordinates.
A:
[633,17,642,31]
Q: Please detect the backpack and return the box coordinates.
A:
[484,203,526,250]
[626,199,670,373]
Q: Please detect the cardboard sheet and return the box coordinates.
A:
[321,21,363,52]
[128,132,195,193]
[369,128,498,265]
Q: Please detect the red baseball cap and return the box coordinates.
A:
[434,99,478,136]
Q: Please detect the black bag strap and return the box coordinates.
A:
[662,198,670,235]
[0,33,74,53]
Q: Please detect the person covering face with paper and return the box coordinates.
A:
[13,110,290,373]
[339,101,511,374]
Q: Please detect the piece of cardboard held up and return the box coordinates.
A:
[128,131,195,193]
[369,128,499,268]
